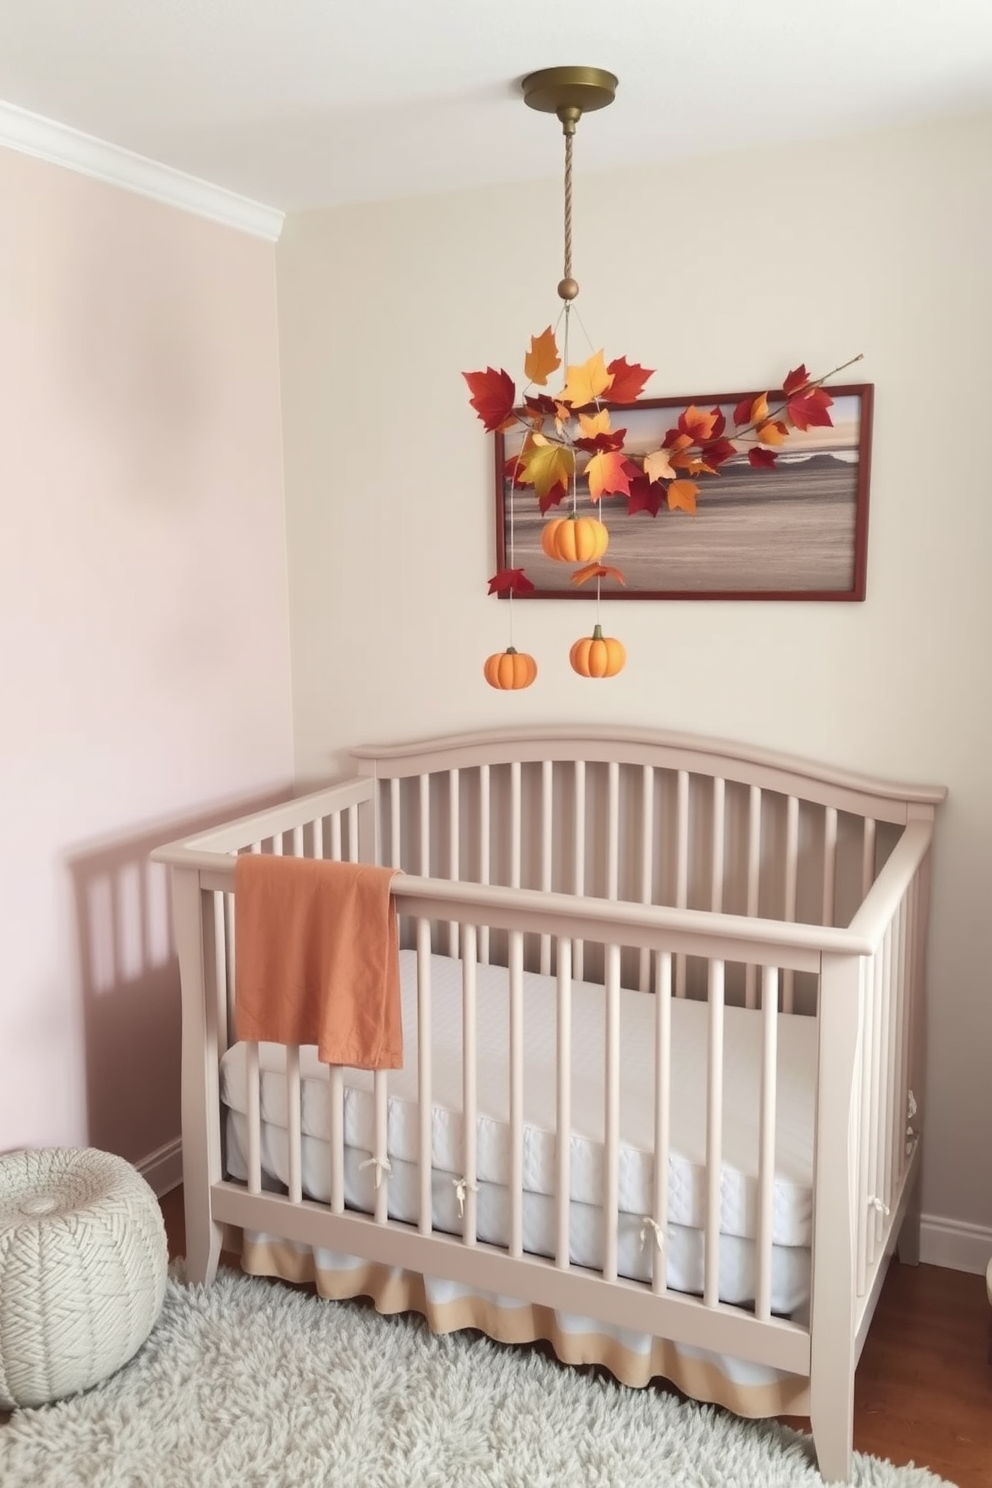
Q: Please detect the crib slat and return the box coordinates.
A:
[291,824,304,859]
[462,925,479,1246]
[331,811,342,863]
[710,776,725,912]
[214,892,232,1047]
[373,1070,389,1224]
[272,831,284,857]
[866,947,885,1266]
[347,804,359,863]
[540,760,553,976]
[704,959,725,1308]
[745,786,761,1009]
[286,1044,302,1204]
[862,817,877,897]
[896,882,915,1184]
[509,929,524,1259]
[312,815,324,861]
[417,918,433,1235]
[856,956,873,1297]
[246,1040,261,1196]
[479,766,490,965]
[652,949,672,1295]
[389,778,401,868]
[510,760,522,889]
[556,936,573,1269]
[822,806,838,927]
[755,965,779,1321]
[607,761,620,901]
[448,769,460,958]
[639,766,655,993]
[329,1066,345,1214]
[419,774,430,877]
[782,796,799,1013]
[879,921,895,1234]
[674,770,689,997]
[603,943,621,1283]
[573,760,586,983]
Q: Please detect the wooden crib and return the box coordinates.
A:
[153,725,945,1485]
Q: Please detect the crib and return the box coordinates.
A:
[152,725,946,1485]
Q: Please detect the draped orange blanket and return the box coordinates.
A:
[234,855,402,1069]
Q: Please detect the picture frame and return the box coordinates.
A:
[493,383,873,600]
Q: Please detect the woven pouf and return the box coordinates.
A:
[0,1147,168,1408]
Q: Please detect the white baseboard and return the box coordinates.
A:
[919,1213,992,1275]
[138,1137,183,1198]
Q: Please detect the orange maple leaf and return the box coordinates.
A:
[578,409,612,438]
[524,326,561,387]
[678,405,720,443]
[585,449,633,501]
[756,419,789,447]
[667,479,700,514]
[571,562,627,587]
[559,350,614,409]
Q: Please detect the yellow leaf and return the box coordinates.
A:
[756,419,789,447]
[578,409,612,438]
[518,439,575,500]
[524,326,561,387]
[644,448,677,483]
[749,394,770,426]
[559,350,614,408]
[667,479,699,514]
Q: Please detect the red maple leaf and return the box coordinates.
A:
[605,356,654,404]
[574,428,626,454]
[503,455,528,486]
[748,447,777,469]
[787,386,834,431]
[626,475,663,517]
[733,395,757,426]
[700,437,737,468]
[524,393,559,417]
[464,368,516,431]
[487,567,535,597]
[782,364,811,397]
[537,481,569,514]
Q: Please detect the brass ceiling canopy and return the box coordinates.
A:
[521,66,618,135]
[521,66,619,301]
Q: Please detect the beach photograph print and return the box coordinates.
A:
[494,384,873,601]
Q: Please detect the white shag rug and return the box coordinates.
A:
[0,1266,952,1488]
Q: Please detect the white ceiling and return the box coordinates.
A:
[0,0,990,213]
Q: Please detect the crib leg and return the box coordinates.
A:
[184,1185,223,1285]
[809,1370,854,1486]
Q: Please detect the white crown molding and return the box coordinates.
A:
[0,98,284,241]
[920,1212,992,1275]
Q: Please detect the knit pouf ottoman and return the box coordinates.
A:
[0,1147,168,1408]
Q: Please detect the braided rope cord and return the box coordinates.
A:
[563,130,573,283]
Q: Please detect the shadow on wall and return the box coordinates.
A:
[65,789,291,1181]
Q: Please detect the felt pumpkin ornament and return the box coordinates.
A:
[484,647,538,690]
[569,624,626,679]
[541,515,609,565]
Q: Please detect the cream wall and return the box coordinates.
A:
[0,148,294,1173]
[277,112,991,1249]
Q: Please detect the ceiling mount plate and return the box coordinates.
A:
[521,66,618,132]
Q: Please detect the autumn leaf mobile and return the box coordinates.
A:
[466,331,861,687]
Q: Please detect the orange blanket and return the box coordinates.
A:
[234,855,402,1069]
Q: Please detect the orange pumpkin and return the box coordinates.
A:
[541,515,609,564]
[483,646,538,690]
[569,623,626,678]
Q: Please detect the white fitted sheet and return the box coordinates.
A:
[221,950,817,1312]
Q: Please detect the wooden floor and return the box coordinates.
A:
[158,1188,992,1487]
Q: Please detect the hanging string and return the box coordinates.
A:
[563,131,573,285]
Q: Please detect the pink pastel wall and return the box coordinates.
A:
[0,148,294,1176]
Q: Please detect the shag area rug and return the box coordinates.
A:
[0,1266,952,1488]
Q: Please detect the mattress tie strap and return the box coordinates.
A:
[867,1195,890,1217]
[907,1089,918,1120]
[639,1217,666,1253]
[453,1177,479,1218]
[359,1154,392,1189]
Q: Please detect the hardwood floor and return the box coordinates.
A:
[160,1186,991,1486]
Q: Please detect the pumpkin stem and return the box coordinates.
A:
[591,623,604,640]
[505,645,518,654]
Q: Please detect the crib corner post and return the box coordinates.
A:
[171,866,224,1286]
[809,951,862,1486]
